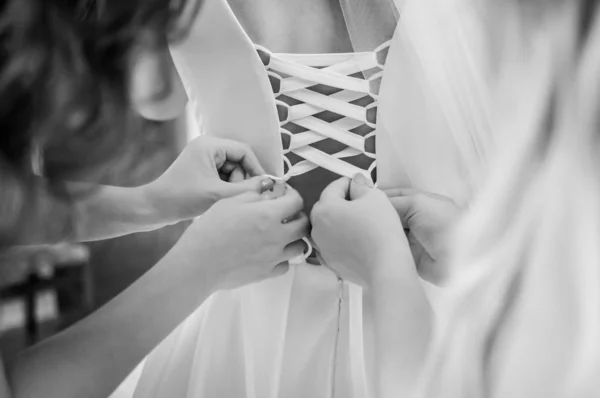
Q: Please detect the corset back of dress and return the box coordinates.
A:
[108,1,493,398]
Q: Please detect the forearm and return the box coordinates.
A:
[8,248,215,398]
[364,251,433,398]
[71,182,174,242]
[15,179,184,245]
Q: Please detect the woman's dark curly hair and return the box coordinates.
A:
[0,0,201,244]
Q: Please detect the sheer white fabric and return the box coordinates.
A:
[255,44,387,183]
[109,0,490,397]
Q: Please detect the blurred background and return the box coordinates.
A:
[0,118,190,362]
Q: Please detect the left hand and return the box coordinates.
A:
[384,188,460,284]
[311,175,410,288]
[145,135,272,222]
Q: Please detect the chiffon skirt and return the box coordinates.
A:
[111,264,371,398]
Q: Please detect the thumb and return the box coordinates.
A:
[349,173,374,200]
[228,165,246,183]
[269,262,290,279]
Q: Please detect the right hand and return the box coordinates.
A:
[172,184,309,291]
[146,135,271,223]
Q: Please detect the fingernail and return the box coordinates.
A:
[260,178,275,192]
[270,182,286,198]
[352,173,374,187]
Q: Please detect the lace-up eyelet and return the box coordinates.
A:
[374,41,391,68]
[364,131,376,156]
[368,162,378,186]
[275,100,290,124]
[367,72,383,97]
[365,103,378,129]
[280,128,293,154]
[255,45,272,68]
[267,72,282,96]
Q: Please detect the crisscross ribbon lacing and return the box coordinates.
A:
[256,42,391,398]
[256,41,391,186]
[257,42,390,266]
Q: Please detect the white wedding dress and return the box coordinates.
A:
[110,0,491,397]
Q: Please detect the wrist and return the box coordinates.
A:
[70,183,175,240]
[158,232,220,298]
[141,182,188,227]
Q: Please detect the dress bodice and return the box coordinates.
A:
[255,43,390,184]
[109,1,493,397]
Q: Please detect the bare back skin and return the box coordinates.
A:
[227,0,353,54]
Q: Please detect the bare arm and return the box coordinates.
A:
[69,181,183,242]
[11,136,270,245]
[13,179,184,245]
[7,235,216,398]
[5,181,308,398]
[364,249,433,398]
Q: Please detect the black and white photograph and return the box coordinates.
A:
[0,0,597,397]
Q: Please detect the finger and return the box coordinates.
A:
[221,142,265,177]
[349,173,374,200]
[229,166,246,183]
[389,196,414,226]
[269,262,290,279]
[227,190,262,203]
[269,187,305,220]
[352,172,374,187]
[282,212,310,243]
[319,177,351,202]
[309,199,328,225]
[408,234,441,284]
[220,161,238,174]
[259,178,276,193]
[261,181,286,200]
[383,187,422,199]
[281,239,307,261]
